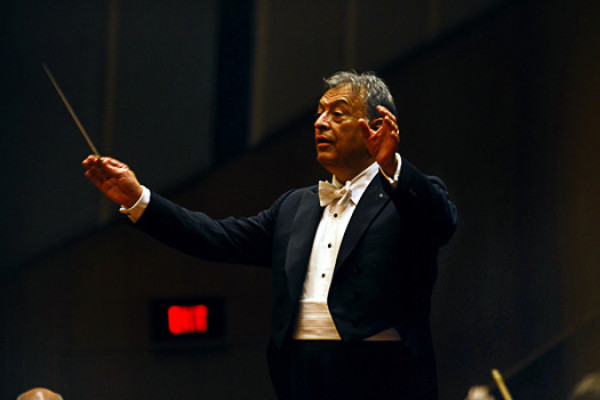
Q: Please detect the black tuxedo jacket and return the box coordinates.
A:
[135,159,457,398]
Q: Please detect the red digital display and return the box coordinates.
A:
[168,304,209,334]
[150,297,225,343]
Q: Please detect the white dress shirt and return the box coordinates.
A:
[293,155,403,340]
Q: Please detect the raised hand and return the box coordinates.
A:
[82,156,143,207]
[358,105,400,177]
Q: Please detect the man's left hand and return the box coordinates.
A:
[359,105,400,176]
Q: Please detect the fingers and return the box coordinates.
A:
[82,157,104,183]
[83,163,108,190]
[82,155,121,188]
[82,156,129,176]
[358,118,372,141]
[360,106,399,145]
[377,106,399,136]
[82,154,100,168]
[82,155,123,169]
[81,155,142,206]
[102,157,128,169]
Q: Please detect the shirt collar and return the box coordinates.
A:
[331,161,379,205]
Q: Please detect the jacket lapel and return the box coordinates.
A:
[284,189,323,302]
[335,174,389,272]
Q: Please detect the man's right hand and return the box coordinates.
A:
[82,156,144,208]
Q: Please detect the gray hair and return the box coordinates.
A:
[323,71,397,121]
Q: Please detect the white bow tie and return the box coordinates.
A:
[318,180,352,207]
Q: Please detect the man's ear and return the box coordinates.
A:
[369,118,383,130]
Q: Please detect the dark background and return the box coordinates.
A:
[1,0,599,398]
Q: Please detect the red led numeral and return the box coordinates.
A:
[168,305,209,335]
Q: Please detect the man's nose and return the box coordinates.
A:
[314,112,330,130]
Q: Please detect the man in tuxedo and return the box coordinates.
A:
[83,71,457,399]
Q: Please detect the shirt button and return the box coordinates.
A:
[333,213,338,218]
[321,273,326,278]
[327,243,332,248]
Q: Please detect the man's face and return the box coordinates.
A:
[314,84,373,181]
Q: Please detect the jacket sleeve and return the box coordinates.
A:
[387,159,458,247]
[133,190,289,267]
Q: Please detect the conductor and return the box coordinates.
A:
[83,70,457,399]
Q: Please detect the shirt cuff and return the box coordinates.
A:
[119,186,150,223]
[379,153,402,188]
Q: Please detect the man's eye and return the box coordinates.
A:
[314,110,345,120]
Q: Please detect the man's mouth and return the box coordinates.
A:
[315,135,334,148]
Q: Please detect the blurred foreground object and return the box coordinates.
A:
[17,388,63,400]
[465,385,496,400]
[571,372,600,400]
